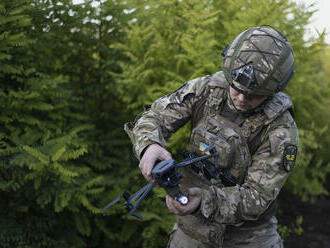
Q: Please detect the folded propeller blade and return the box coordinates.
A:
[130,211,143,219]
[127,183,153,203]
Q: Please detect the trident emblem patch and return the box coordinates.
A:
[282,144,298,172]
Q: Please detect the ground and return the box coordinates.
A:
[280,194,330,248]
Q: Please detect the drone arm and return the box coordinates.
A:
[128,183,154,203]
[175,153,213,168]
[101,194,122,211]
[128,181,156,215]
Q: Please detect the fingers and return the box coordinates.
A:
[159,149,172,160]
[187,187,201,196]
[166,189,202,216]
[139,144,172,182]
[139,153,156,181]
[166,195,184,215]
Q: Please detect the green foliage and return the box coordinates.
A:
[1,0,330,247]
[117,0,220,114]
[278,215,304,242]
[0,0,133,246]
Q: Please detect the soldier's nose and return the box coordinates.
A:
[238,93,247,102]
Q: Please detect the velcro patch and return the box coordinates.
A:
[282,144,297,172]
[199,142,210,155]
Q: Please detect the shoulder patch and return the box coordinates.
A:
[282,144,298,172]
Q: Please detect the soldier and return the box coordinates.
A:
[125,27,299,248]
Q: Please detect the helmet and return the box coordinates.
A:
[222,27,294,96]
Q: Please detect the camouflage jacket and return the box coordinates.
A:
[125,71,299,225]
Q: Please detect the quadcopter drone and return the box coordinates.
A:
[101,145,222,219]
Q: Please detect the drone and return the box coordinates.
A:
[101,145,220,219]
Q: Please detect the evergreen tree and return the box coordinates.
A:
[118,0,219,114]
[0,0,134,246]
[0,0,93,246]
[24,0,143,247]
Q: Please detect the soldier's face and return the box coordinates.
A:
[229,87,267,112]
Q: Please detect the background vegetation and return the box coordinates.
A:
[0,0,329,247]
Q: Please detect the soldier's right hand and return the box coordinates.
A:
[139,143,172,182]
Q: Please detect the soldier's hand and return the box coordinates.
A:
[139,143,172,182]
[166,188,201,216]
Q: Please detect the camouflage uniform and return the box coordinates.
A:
[125,27,298,248]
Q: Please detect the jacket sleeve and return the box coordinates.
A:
[198,111,299,224]
[125,76,210,159]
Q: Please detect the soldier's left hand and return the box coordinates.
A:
[166,187,201,216]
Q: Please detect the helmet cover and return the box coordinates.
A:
[222,27,295,96]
